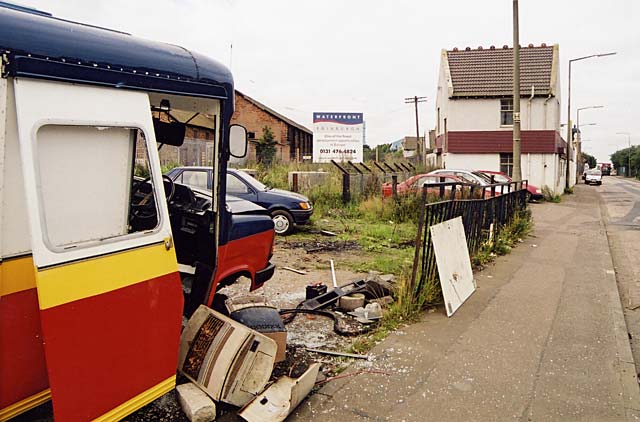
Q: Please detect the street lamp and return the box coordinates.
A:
[616,132,632,177]
[577,106,604,130]
[565,52,616,189]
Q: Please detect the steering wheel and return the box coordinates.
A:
[130,175,176,221]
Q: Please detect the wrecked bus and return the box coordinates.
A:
[0,3,275,421]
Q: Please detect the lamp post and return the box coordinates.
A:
[616,132,632,177]
[565,52,616,189]
[512,0,522,181]
[576,106,603,180]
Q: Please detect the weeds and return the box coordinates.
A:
[542,186,561,202]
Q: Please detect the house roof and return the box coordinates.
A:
[0,2,233,100]
[445,44,557,98]
[236,91,312,134]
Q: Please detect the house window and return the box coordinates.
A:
[500,99,513,126]
[500,153,514,177]
[247,132,256,139]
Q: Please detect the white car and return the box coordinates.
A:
[585,169,602,185]
[427,169,492,186]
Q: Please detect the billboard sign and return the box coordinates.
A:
[312,112,364,163]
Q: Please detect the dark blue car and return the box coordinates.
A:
[166,167,313,235]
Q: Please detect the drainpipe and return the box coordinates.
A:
[543,93,552,129]
[528,85,534,130]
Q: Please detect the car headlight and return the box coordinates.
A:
[299,202,312,210]
[535,189,541,194]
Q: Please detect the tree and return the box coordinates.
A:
[581,152,597,170]
[611,145,640,177]
[363,144,374,161]
[256,126,277,166]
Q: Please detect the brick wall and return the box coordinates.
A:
[231,93,294,163]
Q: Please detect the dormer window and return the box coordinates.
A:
[500,99,513,126]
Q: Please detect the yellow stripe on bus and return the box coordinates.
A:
[37,242,178,310]
[93,375,175,422]
[0,388,51,421]
[0,256,36,297]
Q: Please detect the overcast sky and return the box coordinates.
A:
[20,0,639,162]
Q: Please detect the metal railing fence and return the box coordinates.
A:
[410,181,528,297]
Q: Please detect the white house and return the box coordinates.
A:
[432,43,572,193]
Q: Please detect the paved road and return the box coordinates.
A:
[598,177,640,377]
[290,185,640,421]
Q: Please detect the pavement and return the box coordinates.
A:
[289,182,640,421]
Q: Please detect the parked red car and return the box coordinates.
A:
[476,170,543,201]
[382,174,464,198]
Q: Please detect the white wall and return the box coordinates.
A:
[444,153,499,170]
[444,152,566,195]
[444,98,559,132]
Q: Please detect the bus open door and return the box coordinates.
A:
[11,79,184,421]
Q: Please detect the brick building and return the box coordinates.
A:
[148,91,312,167]
[232,91,312,163]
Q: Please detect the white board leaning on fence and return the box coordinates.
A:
[430,216,476,317]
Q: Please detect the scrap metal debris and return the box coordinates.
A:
[305,348,370,360]
[282,240,360,254]
[282,266,307,275]
[300,279,367,310]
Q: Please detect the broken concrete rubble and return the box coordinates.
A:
[338,293,365,311]
[176,383,216,422]
[347,303,383,324]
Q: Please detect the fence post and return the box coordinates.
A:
[410,185,428,295]
[342,173,351,203]
[292,173,299,193]
[392,174,398,199]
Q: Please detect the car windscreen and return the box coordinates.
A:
[473,172,494,183]
[587,170,601,175]
[483,173,509,183]
[458,173,480,184]
[237,170,268,191]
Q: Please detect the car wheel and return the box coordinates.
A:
[271,210,294,235]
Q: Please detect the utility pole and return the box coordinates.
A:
[512,0,522,181]
[405,96,428,163]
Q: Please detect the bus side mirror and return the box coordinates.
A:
[229,124,248,158]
